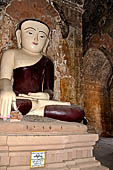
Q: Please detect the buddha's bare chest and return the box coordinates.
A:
[14,52,42,69]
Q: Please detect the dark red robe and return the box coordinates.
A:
[12,56,84,122]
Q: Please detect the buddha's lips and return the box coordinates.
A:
[33,42,38,45]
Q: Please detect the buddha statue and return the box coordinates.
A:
[0,19,86,123]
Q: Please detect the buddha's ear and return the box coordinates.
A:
[42,38,50,54]
[16,30,22,48]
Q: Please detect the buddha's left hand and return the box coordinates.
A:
[19,92,50,100]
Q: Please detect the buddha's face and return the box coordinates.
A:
[21,21,49,54]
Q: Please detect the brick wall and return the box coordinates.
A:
[83,34,113,134]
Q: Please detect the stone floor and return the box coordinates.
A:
[93,137,113,170]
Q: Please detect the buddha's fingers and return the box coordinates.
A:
[12,95,17,111]
[3,99,8,120]
[0,99,5,119]
[7,99,12,118]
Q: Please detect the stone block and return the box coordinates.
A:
[7,135,68,145]
[67,165,80,170]
[75,157,96,164]
[77,159,100,169]
[0,167,7,170]
[0,121,87,134]
[73,147,93,159]
[68,134,98,143]
[7,133,97,147]
[0,156,9,166]
[45,149,71,163]
[0,152,8,156]
[67,149,73,160]
[9,145,67,151]
[0,146,8,151]
[9,151,30,157]
[55,150,67,162]
[8,140,96,152]
[45,162,66,169]
[7,166,30,170]
[9,156,30,166]
[69,168,80,170]
[65,160,76,167]
[46,152,56,163]
[66,141,96,147]
[0,136,7,145]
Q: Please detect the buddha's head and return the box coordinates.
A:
[16,19,50,54]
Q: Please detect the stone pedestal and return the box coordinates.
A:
[0,118,109,170]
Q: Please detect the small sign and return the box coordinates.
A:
[30,151,46,168]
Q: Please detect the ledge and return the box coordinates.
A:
[0,116,87,135]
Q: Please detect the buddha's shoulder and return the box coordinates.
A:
[3,48,19,56]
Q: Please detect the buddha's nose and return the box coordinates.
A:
[34,35,38,42]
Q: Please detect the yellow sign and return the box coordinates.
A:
[30,151,46,168]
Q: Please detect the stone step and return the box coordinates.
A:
[81,165,109,170]
[4,165,110,170]
[76,160,100,169]
[75,157,96,164]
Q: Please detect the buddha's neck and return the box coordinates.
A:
[22,48,42,57]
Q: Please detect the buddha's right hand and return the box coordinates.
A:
[0,90,17,120]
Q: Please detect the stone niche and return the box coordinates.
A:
[0,0,84,106]
[83,33,113,135]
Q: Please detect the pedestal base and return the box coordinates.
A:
[0,118,109,170]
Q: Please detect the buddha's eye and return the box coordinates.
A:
[40,35,45,38]
[29,32,33,35]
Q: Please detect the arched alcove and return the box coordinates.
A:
[83,47,113,135]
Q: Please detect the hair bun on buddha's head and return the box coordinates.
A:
[16,19,50,32]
